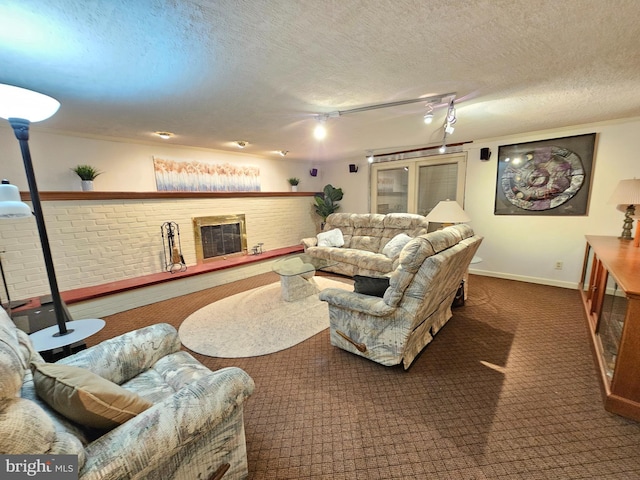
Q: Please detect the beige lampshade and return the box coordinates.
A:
[425,200,471,223]
[609,179,640,205]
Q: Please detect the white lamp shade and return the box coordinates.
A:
[0,182,31,218]
[0,84,60,122]
[425,200,471,223]
[609,179,640,205]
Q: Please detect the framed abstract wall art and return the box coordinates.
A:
[494,133,597,216]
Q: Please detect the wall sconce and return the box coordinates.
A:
[349,164,359,173]
[309,168,318,177]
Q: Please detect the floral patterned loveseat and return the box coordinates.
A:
[301,212,430,277]
[0,308,255,480]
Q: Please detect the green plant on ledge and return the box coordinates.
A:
[71,165,102,181]
[314,184,344,222]
[287,177,300,186]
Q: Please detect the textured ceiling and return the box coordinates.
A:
[1,0,639,162]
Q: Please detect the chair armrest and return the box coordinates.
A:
[57,323,181,385]
[80,367,255,480]
[319,288,395,317]
[301,237,318,250]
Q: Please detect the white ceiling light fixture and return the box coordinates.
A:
[313,116,327,140]
[235,140,249,148]
[155,131,173,140]
[278,150,288,156]
[423,104,434,124]
[366,151,374,163]
[443,98,457,135]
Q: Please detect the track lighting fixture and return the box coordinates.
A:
[443,98,457,135]
[235,141,249,148]
[278,150,288,156]
[423,104,434,124]
[155,131,173,139]
[313,116,327,140]
[312,92,456,140]
[366,151,374,163]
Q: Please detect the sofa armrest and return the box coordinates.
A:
[319,288,395,317]
[57,323,182,385]
[80,366,255,480]
[301,237,318,250]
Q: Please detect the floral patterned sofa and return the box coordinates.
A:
[0,308,255,480]
[301,212,430,277]
[319,224,482,369]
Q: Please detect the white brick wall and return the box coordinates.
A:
[0,195,319,301]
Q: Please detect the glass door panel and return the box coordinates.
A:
[417,162,458,216]
[375,168,409,214]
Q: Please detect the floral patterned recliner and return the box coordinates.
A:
[319,224,482,369]
[0,308,255,479]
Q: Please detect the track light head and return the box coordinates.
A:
[235,140,249,148]
[313,116,327,140]
[278,150,288,156]
[423,103,434,124]
[366,151,374,163]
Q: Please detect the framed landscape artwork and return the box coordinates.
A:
[494,133,597,216]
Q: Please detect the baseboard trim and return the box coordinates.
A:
[469,268,578,290]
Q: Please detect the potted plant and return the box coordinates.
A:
[314,184,344,227]
[288,177,300,192]
[71,165,102,191]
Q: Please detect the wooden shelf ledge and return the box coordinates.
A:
[13,245,303,310]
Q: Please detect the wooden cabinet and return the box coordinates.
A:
[579,236,640,421]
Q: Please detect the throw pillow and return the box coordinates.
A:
[31,362,153,430]
[317,228,345,247]
[353,275,390,297]
[382,233,412,258]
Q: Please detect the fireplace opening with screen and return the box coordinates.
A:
[193,214,247,263]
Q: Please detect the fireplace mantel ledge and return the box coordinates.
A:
[19,191,318,201]
[11,244,304,311]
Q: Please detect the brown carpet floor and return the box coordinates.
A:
[90,273,640,479]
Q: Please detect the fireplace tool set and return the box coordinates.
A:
[161,222,187,273]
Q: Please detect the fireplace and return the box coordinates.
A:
[193,214,247,263]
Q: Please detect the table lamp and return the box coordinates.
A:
[425,199,471,226]
[608,179,640,241]
[0,84,104,352]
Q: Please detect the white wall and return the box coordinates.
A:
[315,117,640,289]
[0,125,327,193]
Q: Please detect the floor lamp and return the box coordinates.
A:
[0,84,104,353]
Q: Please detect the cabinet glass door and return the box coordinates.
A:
[597,280,627,381]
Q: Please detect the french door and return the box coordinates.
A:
[371,153,467,216]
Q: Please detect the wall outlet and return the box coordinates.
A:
[555,261,563,270]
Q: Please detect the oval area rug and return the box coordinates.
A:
[178,276,352,357]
